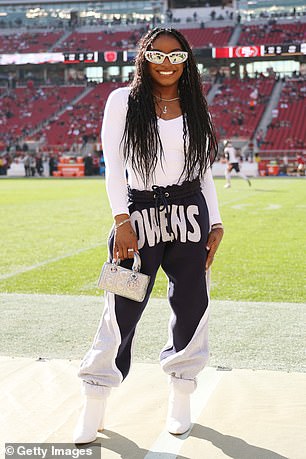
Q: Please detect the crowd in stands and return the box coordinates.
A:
[28,82,123,148]
[0,24,234,60]
[210,75,275,140]
[181,26,233,47]
[0,17,305,176]
[1,74,305,166]
[238,21,306,46]
[52,25,233,52]
[53,29,146,53]
[260,78,306,152]
[0,83,84,149]
[0,18,304,56]
[0,31,63,54]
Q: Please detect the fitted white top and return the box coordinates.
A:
[101,87,222,226]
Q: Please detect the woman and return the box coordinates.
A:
[74,27,224,444]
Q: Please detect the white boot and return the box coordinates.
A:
[166,377,196,435]
[73,394,108,444]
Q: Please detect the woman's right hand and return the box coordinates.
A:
[113,215,138,261]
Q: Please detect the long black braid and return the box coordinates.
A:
[122,27,218,186]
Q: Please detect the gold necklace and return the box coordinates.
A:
[154,94,180,114]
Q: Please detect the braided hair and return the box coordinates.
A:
[122,27,218,186]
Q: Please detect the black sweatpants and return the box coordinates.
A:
[79,187,211,393]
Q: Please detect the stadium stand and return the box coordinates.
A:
[1,72,303,161]
[0,1,304,176]
[260,79,306,153]
[209,77,275,140]
[181,27,234,48]
[238,22,306,46]
[53,30,143,52]
[0,86,84,143]
[0,22,304,56]
[29,82,124,147]
[53,26,234,52]
[26,80,211,148]
[0,74,273,151]
[0,31,64,53]
[0,22,302,56]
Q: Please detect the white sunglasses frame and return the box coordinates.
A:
[144,50,188,65]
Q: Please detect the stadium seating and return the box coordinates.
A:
[179,27,234,48]
[209,77,275,140]
[238,22,306,46]
[3,76,296,152]
[53,30,143,52]
[0,86,84,141]
[29,81,213,148]
[53,26,233,52]
[1,22,303,54]
[29,82,125,147]
[0,18,304,159]
[0,32,63,53]
[260,79,306,152]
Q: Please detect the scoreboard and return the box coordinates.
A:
[264,43,306,57]
[63,52,99,64]
[213,44,306,59]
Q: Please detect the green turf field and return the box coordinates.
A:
[0,177,305,303]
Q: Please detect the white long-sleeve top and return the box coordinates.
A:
[101,87,222,226]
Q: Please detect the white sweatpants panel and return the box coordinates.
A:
[78,291,123,391]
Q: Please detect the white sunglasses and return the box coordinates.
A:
[145,50,188,65]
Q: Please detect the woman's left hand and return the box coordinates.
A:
[206,227,224,270]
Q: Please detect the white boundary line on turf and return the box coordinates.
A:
[0,243,103,281]
[1,294,304,308]
[144,367,223,458]
[220,193,259,207]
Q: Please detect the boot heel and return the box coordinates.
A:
[97,410,106,432]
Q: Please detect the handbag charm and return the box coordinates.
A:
[97,252,150,302]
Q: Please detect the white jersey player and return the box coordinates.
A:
[223,141,251,188]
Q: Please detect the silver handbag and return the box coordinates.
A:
[97,252,150,302]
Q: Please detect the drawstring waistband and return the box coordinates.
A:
[151,185,173,238]
[128,178,201,238]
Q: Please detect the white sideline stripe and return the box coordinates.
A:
[220,192,259,207]
[144,367,223,458]
[220,196,250,207]
[0,243,103,281]
[1,294,303,309]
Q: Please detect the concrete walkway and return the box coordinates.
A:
[1,356,305,459]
